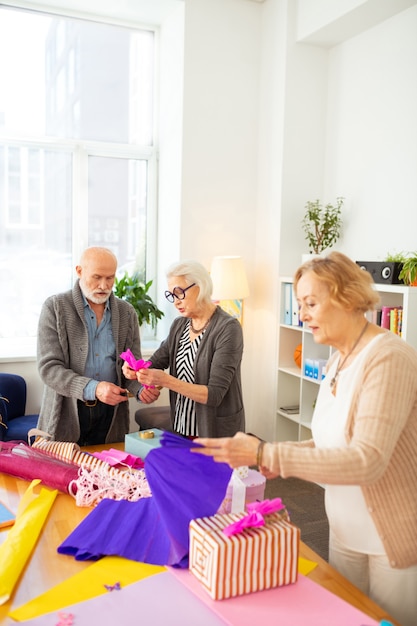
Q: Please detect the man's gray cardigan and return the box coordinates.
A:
[37,280,141,443]
[149,306,245,437]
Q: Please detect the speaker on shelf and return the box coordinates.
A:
[356,261,404,285]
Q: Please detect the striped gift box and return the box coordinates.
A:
[32,436,126,478]
[189,511,299,600]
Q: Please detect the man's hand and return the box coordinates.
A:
[95,381,129,406]
[139,386,161,404]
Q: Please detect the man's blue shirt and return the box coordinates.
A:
[82,295,117,401]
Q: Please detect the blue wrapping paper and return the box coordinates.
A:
[58,432,232,567]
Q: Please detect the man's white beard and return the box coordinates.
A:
[80,284,111,305]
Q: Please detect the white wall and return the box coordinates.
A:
[160,0,263,434]
[324,6,417,260]
[245,0,288,438]
[179,0,260,267]
[155,2,185,333]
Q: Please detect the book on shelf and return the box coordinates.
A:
[379,305,402,336]
[284,282,292,325]
[304,358,314,378]
[279,405,300,415]
[292,300,301,327]
[304,358,327,380]
[390,307,402,336]
[368,308,382,326]
[380,306,395,329]
[313,359,327,380]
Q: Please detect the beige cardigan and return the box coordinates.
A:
[263,331,417,568]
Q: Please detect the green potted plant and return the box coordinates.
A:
[384,251,406,263]
[302,197,344,255]
[399,253,417,286]
[114,272,164,329]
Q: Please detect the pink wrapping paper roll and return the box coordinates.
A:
[0,441,79,493]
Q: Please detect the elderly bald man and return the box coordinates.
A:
[37,247,142,445]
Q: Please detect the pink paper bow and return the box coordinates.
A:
[56,612,74,626]
[120,350,154,389]
[92,448,144,470]
[223,511,265,537]
[223,498,286,537]
[120,349,151,372]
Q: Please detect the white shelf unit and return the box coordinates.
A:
[276,277,417,442]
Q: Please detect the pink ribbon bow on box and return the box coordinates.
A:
[223,498,286,537]
[120,349,154,389]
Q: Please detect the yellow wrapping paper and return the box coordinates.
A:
[298,556,318,576]
[9,557,166,621]
[0,479,57,605]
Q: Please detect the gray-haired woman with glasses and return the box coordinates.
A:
[123,260,245,438]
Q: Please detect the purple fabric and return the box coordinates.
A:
[58,432,232,567]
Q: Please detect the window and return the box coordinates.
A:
[0,6,157,345]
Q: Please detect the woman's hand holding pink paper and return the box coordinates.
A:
[120,350,160,400]
[120,349,152,386]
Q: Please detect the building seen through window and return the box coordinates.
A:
[0,6,156,342]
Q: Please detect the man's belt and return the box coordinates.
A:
[82,399,98,407]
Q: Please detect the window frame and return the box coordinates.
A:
[0,136,158,349]
[0,4,160,359]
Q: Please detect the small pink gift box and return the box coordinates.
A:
[217,468,266,514]
[189,500,299,600]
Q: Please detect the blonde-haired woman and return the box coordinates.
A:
[194,252,417,626]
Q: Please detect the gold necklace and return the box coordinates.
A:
[330,321,369,394]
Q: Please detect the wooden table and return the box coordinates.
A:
[0,443,399,625]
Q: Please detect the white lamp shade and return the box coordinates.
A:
[210,256,250,301]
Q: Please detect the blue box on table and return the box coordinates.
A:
[125,429,164,459]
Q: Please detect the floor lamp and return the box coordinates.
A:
[210,256,250,324]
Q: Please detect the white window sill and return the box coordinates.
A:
[0,337,160,363]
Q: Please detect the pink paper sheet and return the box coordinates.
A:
[9,558,165,621]
[119,350,151,372]
[16,573,226,626]
[169,569,380,626]
[91,448,144,469]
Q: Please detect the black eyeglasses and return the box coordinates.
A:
[164,283,196,303]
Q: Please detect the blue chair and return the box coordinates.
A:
[0,373,39,442]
